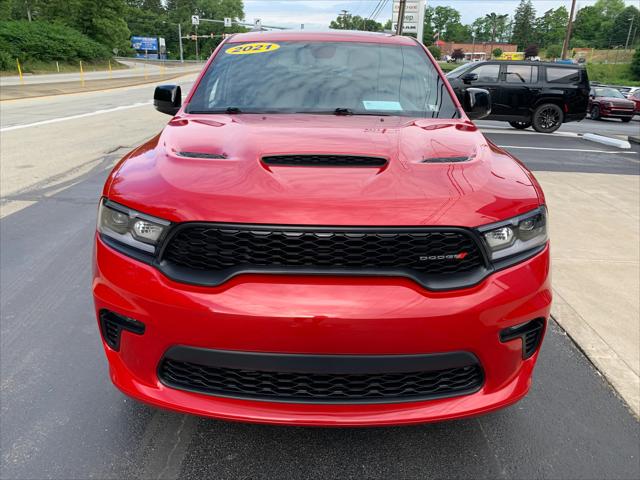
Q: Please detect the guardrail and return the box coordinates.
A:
[114,57,205,67]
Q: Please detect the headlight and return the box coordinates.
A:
[97,199,170,253]
[478,207,547,261]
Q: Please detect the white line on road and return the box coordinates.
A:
[498,145,639,154]
[0,101,153,132]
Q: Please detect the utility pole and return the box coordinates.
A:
[178,23,184,63]
[195,24,199,61]
[339,9,349,29]
[396,0,406,35]
[561,0,577,60]
[625,15,635,51]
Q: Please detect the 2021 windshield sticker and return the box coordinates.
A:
[225,43,281,55]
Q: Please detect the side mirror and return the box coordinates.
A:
[154,85,181,116]
[464,88,491,120]
[462,72,478,84]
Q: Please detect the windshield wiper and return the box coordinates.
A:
[186,107,243,114]
[334,107,354,115]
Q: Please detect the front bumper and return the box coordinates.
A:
[93,235,551,426]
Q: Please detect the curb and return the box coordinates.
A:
[583,133,631,149]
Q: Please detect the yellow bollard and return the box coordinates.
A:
[108,59,112,79]
[79,60,85,87]
[16,58,24,84]
[56,61,60,73]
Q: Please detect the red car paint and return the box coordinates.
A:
[93,31,551,426]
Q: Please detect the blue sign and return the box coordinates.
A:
[131,36,158,52]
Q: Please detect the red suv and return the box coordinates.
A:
[93,31,551,426]
[589,87,635,122]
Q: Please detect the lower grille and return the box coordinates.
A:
[98,309,145,351]
[158,349,484,404]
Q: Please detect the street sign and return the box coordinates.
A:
[224,17,232,27]
[191,15,200,25]
[131,36,158,51]
[392,0,420,13]
[391,0,425,40]
[392,12,419,24]
[254,18,262,29]
[392,22,418,33]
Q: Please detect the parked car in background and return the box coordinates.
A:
[588,87,636,122]
[447,60,589,133]
[630,90,640,114]
[618,86,640,99]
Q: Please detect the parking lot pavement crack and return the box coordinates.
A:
[476,417,508,479]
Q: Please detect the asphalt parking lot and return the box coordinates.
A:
[1,82,639,479]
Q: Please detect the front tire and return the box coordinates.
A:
[591,105,601,120]
[509,121,532,130]
[532,104,563,133]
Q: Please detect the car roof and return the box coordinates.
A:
[472,60,584,68]
[226,30,417,46]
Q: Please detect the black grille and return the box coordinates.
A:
[160,224,485,287]
[262,155,386,167]
[158,358,483,403]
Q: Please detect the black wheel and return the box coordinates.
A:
[509,121,532,130]
[532,104,563,133]
[621,117,632,122]
[591,105,600,120]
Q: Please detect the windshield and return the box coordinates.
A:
[187,41,460,118]
[445,62,474,78]
[594,87,625,98]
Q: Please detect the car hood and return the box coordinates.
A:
[107,114,541,227]
[599,96,635,106]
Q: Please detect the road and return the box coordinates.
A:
[0,60,203,87]
[1,81,639,479]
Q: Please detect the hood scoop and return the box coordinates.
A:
[262,154,387,167]
[176,151,227,159]
[421,156,470,164]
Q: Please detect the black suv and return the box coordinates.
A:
[446,61,589,133]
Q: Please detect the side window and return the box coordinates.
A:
[470,64,500,82]
[504,65,538,83]
[546,67,580,84]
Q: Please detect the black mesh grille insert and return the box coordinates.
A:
[158,358,483,403]
[262,155,387,167]
[161,225,485,286]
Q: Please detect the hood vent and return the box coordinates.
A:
[421,156,469,163]
[262,155,387,167]
[177,151,227,159]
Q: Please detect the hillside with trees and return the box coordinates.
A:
[0,0,246,72]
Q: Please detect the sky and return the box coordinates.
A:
[243,0,635,30]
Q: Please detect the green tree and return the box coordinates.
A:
[511,0,536,49]
[329,14,383,32]
[444,22,471,42]
[534,7,568,48]
[431,6,461,39]
[486,13,509,56]
[610,6,640,48]
[74,0,131,52]
[631,47,640,78]
[545,44,563,59]
[427,45,441,59]
[492,48,503,58]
